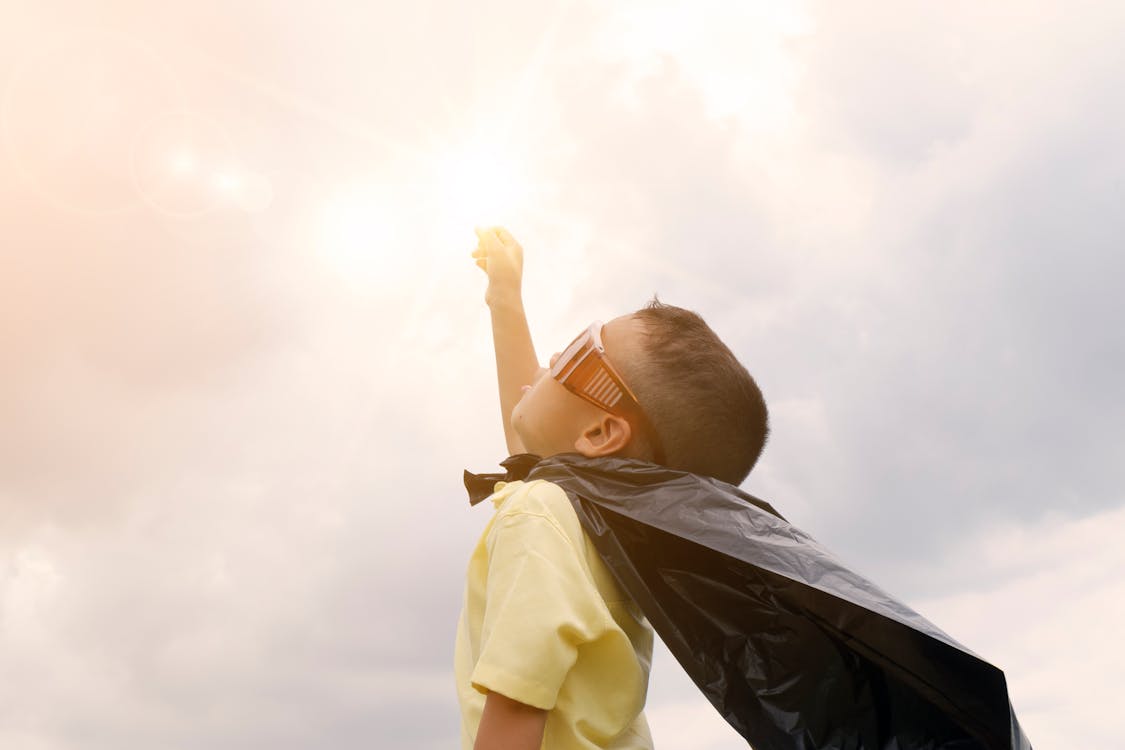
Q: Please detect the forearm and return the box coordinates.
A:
[488,291,539,455]
[473,690,548,750]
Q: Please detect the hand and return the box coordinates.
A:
[472,226,524,307]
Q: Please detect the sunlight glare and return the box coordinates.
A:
[310,133,538,297]
[427,138,532,247]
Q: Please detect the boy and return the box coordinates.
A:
[454,226,769,750]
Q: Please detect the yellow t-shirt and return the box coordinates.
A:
[454,479,655,749]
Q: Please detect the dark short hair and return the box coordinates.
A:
[628,299,769,485]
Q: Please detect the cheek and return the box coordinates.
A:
[516,379,549,418]
[511,380,541,423]
[514,378,569,431]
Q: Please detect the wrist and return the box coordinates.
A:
[486,287,524,312]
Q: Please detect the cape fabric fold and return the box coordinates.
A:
[465,453,1032,750]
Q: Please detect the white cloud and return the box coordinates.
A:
[916,505,1125,750]
[589,0,811,126]
[645,640,745,749]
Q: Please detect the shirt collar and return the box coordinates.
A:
[462,453,544,506]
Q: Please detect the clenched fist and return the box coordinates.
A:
[472,226,524,308]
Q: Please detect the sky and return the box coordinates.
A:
[1,1,1123,748]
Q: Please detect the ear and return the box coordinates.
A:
[573,413,634,458]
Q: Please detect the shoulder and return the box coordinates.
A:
[489,480,585,548]
[487,478,636,609]
[494,479,572,518]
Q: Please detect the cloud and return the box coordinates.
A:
[916,504,1125,749]
[771,1,1125,577]
[544,0,1125,580]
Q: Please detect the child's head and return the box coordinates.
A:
[511,299,769,485]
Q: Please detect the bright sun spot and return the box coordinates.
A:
[437,142,528,225]
[313,130,539,290]
[424,136,535,248]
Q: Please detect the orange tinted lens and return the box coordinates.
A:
[550,328,591,379]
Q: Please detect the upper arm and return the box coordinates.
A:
[473,690,548,750]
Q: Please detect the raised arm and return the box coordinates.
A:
[472,227,540,456]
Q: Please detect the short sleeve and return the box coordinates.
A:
[470,510,606,710]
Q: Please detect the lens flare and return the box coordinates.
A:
[168,149,198,176]
[131,110,237,217]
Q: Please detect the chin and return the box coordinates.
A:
[509,420,533,455]
[516,431,552,459]
[517,434,543,456]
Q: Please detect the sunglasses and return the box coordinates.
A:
[550,321,666,464]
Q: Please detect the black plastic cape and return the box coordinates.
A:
[464,453,1032,750]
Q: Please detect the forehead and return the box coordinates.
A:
[601,314,647,365]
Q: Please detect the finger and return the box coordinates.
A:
[475,259,487,270]
[496,226,516,244]
[474,226,498,251]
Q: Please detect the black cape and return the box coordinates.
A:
[465,453,1032,750]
